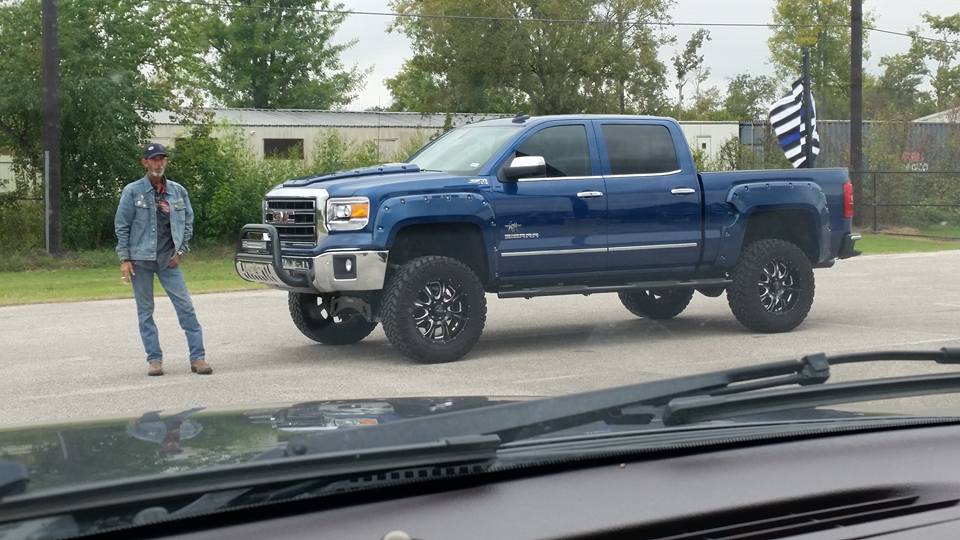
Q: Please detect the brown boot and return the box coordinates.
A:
[191,360,213,375]
[147,362,164,376]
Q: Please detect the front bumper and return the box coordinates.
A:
[234,224,388,293]
[839,233,862,259]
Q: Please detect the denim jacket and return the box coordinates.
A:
[115,176,194,262]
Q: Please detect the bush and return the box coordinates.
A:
[309,130,386,173]
[0,197,44,252]
[170,127,388,244]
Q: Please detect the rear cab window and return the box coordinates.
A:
[600,124,679,175]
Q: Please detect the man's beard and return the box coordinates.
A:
[150,167,165,178]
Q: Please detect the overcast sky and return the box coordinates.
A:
[332,0,959,110]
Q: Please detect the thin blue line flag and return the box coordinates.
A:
[769,79,821,168]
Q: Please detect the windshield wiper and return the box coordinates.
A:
[281,349,960,456]
[662,350,960,426]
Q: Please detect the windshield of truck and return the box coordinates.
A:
[407,125,521,175]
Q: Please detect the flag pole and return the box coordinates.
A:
[801,47,815,169]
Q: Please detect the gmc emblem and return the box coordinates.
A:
[272,211,293,224]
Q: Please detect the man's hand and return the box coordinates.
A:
[168,254,181,268]
[120,261,135,283]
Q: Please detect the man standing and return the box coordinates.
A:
[115,143,212,376]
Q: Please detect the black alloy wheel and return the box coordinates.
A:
[412,279,471,343]
[758,258,801,314]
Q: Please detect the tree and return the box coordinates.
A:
[386,60,443,112]
[866,12,959,121]
[0,0,208,249]
[871,45,934,120]
[672,29,710,116]
[204,0,365,109]
[386,0,672,115]
[768,0,874,119]
[686,86,728,120]
[724,73,779,120]
[386,58,522,113]
[915,13,960,112]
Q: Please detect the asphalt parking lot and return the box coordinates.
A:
[2,250,960,427]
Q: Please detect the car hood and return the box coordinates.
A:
[0,396,955,496]
[277,164,480,198]
[0,397,513,495]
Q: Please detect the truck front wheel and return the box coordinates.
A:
[381,256,487,364]
[727,239,815,333]
[288,292,378,345]
[618,289,695,320]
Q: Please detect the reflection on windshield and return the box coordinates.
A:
[408,125,520,175]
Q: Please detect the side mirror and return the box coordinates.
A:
[503,156,546,181]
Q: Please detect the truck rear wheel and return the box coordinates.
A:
[727,239,815,333]
[288,292,378,345]
[618,289,694,320]
[380,256,487,364]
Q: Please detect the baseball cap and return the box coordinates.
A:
[143,143,168,159]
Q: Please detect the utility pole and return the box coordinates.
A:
[802,48,815,168]
[616,6,626,114]
[42,0,62,255]
[850,0,864,226]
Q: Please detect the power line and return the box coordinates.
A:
[156,0,959,46]
[866,26,955,46]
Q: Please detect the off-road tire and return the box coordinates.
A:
[618,289,695,320]
[380,256,487,364]
[288,292,378,345]
[727,239,815,333]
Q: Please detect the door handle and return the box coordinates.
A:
[671,187,696,195]
[577,191,604,199]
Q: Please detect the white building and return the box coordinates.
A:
[148,108,740,163]
[147,109,508,163]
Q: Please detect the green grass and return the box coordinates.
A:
[918,223,960,239]
[2,235,959,306]
[856,233,960,255]
[0,246,264,306]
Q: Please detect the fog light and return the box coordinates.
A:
[333,255,358,280]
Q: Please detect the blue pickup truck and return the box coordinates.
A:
[235,115,860,363]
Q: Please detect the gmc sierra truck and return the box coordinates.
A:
[235,115,860,363]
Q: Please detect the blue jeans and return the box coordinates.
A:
[131,261,205,363]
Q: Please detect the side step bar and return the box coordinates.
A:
[497,278,732,299]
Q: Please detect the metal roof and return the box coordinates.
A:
[145,109,511,128]
[914,108,960,123]
[143,109,735,129]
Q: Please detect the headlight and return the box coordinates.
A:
[326,197,370,231]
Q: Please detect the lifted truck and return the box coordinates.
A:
[235,115,860,363]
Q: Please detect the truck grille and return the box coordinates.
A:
[264,198,324,247]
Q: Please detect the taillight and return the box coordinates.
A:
[843,182,854,219]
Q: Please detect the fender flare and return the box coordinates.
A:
[373,192,498,278]
[717,181,831,268]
